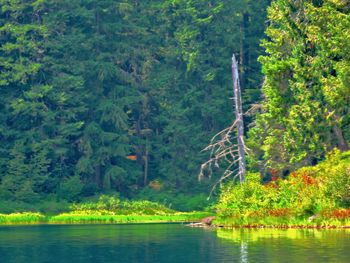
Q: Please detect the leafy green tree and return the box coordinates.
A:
[248,0,350,172]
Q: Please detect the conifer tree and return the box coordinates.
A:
[249,0,350,172]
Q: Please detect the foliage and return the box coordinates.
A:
[69,195,176,215]
[0,211,209,224]
[0,194,210,224]
[135,189,215,212]
[0,213,46,224]
[248,0,350,171]
[57,176,84,202]
[48,212,209,224]
[216,150,350,226]
[0,0,269,204]
[0,199,70,214]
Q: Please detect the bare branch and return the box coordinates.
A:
[199,54,247,198]
[245,103,262,116]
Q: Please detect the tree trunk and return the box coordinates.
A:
[232,54,246,183]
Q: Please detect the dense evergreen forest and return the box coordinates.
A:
[0,0,269,208]
[0,0,349,215]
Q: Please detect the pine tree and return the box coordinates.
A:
[248,0,350,172]
[0,0,271,201]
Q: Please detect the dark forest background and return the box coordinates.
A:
[4,0,349,212]
[0,0,270,209]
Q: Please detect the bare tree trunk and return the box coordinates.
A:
[198,55,247,194]
[232,54,246,183]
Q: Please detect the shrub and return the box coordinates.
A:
[0,212,45,224]
[216,173,266,217]
[69,195,175,215]
[216,149,350,223]
[135,188,213,212]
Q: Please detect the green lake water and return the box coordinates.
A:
[0,224,349,262]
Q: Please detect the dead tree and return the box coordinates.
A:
[232,54,246,182]
[199,54,246,196]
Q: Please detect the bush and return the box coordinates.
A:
[0,212,45,224]
[135,188,213,212]
[0,199,70,214]
[216,173,266,217]
[69,195,175,215]
[36,199,70,215]
[0,201,35,214]
[216,149,350,223]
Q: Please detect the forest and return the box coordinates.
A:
[0,0,350,227]
[0,0,269,211]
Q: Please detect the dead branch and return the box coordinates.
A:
[245,103,262,116]
[198,120,239,181]
[199,54,247,196]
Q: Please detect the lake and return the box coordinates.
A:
[0,224,349,262]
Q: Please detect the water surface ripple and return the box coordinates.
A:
[0,224,349,262]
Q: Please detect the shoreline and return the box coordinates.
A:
[189,216,350,230]
[212,224,350,230]
[1,222,349,229]
[2,213,349,229]
[0,212,209,225]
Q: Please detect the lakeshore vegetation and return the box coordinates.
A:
[0,196,210,224]
[216,150,350,228]
[0,0,349,226]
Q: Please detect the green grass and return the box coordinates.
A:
[48,212,210,224]
[0,212,210,225]
[0,196,211,225]
[0,213,46,224]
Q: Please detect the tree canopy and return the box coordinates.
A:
[0,0,269,205]
[248,0,350,173]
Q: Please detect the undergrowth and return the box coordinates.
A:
[0,213,46,224]
[0,196,209,224]
[216,149,350,227]
[69,195,175,215]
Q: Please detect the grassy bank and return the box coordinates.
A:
[215,149,350,228]
[0,213,46,224]
[48,212,209,224]
[0,196,210,225]
[0,212,208,225]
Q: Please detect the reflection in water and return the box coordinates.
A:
[0,225,349,263]
[217,228,350,263]
[240,241,248,263]
[217,228,350,242]
[0,224,233,263]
